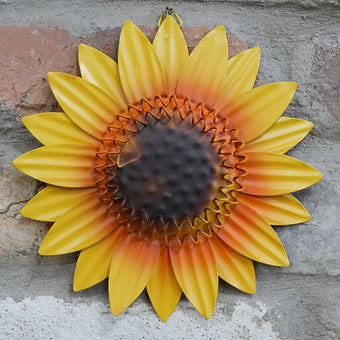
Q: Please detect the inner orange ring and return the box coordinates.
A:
[94,95,246,245]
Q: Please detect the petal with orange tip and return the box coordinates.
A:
[210,234,255,294]
[241,152,323,196]
[215,47,260,109]
[13,144,97,188]
[21,185,97,222]
[39,195,116,255]
[236,193,311,226]
[243,117,313,154]
[219,82,297,143]
[78,44,128,110]
[214,202,289,266]
[22,112,98,146]
[176,25,228,108]
[169,236,218,318]
[48,72,121,139]
[147,247,182,321]
[118,21,168,104]
[153,16,189,94]
[109,233,160,315]
[73,227,124,291]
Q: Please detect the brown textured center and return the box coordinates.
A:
[113,122,217,221]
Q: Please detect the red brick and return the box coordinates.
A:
[0,25,245,119]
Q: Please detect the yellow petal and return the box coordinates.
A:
[147,247,182,321]
[215,47,260,109]
[118,21,167,104]
[48,72,121,139]
[39,195,115,255]
[214,202,289,266]
[109,233,160,315]
[176,25,228,108]
[78,44,128,110]
[219,82,297,142]
[169,236,218,318]
[73,227,124,291]
[22,112,98,146]
[210,234,255,293]
[241,152,323,196]
[21,185,97,222]
[153,16,189,94]
[13,144,97,187]
[236,193,311,225]
[243,117,313,154]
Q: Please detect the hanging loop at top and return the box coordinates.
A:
[158,7,183,28]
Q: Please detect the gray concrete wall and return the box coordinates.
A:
[0,0,339,339]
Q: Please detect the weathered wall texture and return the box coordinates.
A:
[0,1,339,339]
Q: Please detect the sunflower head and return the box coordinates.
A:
[13,17,322,321]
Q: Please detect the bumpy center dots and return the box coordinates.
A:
[114,123,217,222]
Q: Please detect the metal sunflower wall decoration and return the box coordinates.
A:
[13,12,322,321]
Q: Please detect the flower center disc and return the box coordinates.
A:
[114,123,217,222]
[95,95,245,243]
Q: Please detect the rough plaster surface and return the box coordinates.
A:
[0,297,279,339]
[0,0,339,339]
